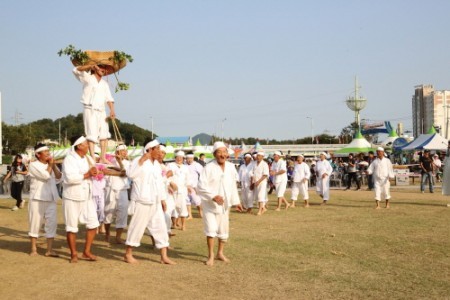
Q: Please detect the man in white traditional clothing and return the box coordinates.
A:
[250,152,269,216]
[314,152,333,205]
[124,140,175,264]
[290,154,310,208]
[167,151,192,231]
[366,147,395,209]
[104,144,130,244]
[28,143,62,257]
[186,153,204,219]
[62,135,99,263]
[73,65,116,164]
[156,145,176,237]
[270,151,290,211]
[197,142,242,266]
[238,153,254,213]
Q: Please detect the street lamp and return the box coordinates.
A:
[306,116,314,144]
[221,118,227,141]
[150,116,154,140]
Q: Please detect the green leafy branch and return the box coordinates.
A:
[113,51,134,64]
[57,45,89,65]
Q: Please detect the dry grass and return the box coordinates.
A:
[0,187,449,299]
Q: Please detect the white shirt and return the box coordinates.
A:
[167,162,191,196]
[433,158,442,168]
[292,162,311,182]
[186,161,203,188]
[197,160,240,213]
[251,160,270,184]
[270,159,287,184]
[109,158,130,191]
[238,162,253,188]
[29,160,61,202]
[127,157,165,205]
[73,68,114,111]
[314,159,333,178]
[367,157,394,181]
[62,150,94,201]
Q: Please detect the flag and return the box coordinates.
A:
[315,136,319,144]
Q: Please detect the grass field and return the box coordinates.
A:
[0,187,449,299]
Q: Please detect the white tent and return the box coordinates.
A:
[401,133,448,151]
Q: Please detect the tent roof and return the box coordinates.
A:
[401,133,448,151]
[335,132,376,155]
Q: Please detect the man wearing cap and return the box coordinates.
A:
[197,141,242,266]
[62,135,100,263]
[124,140,175,264]
[315,152,333,205]
[290,154,310,207]
[73,65,116,165]
[186,153,204,219]
[238,153,254,213]
[167,151,191,231]
[345,153,361,191]
[250,152,270,215]
[104,144,130,244]
[420,150,435,193]
[366,147,395,209]
[270,151,290,211]
[28,143,62,257]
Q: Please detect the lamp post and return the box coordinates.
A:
[221,118,226,141]
[306,116,313,144]
[150,116,154,140]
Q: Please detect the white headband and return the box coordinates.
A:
[35,146,49,153]
[176,151,185,157]
[72,136,86,151]
[186,154,195,158]
[144,140,160,151]
[116,144,127,151]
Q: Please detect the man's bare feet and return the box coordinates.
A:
[375,206,381,209]
[187,216,193,220]
[115,238,124,244]
[216,254,230,263]
[105,234,110,242]
[304,204,310,208]
[30,251,38,257]
[124,254,138,264]
[70,255,78,263]
[385,205,390,209]
[181,226,186,231]
[275,207,281,211]
[81,252,97,261]
[205,257,214,266]
[45,251,59,257]
[161,257,177,265]
[169,232,176,237]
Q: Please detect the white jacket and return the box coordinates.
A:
[367,157,394,181]
[29,160,61,202]
[127,157,165,205]
[198,160,240,214]
[292,162,310,182]
[62,151,94,201]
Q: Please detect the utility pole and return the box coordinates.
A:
[306,116,314,144]
[0,92,2,164]
[150,116,154,140]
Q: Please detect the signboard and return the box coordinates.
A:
[394,169,409,186]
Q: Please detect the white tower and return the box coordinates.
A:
[345,77,367,133]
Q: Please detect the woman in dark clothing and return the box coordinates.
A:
[3,155,28,210]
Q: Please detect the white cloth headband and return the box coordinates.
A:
[35,146,49,153]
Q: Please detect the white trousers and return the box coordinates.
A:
[147,203,170,238]
[291,181,309,201]
[374,178,391,201]
[255,181,268,203]
[316,176,330,201]
[104,188,129,229]
[175,192,189,217]
[28,199,57,238]
[83,108,110,143]
[93,195,105,223]
[241,186,254,208]
[165,195,176,232]
[125,202,169,249]
[187,188,201,206]
[274,180,287,197]
[63,198,100,233]
[202,208,230,240]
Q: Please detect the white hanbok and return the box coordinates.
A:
[314,159,332,201]
[198,160,240,240]
[271,159,288,198]
[104,159,130,229]
[125,158,169,249]
[167,162,191,218]
[186,161,203,206]
[291,162,310,201]
[367,157,394,201]
[28,160,61,238]
[251,160,269,203]
[238,162,254,208]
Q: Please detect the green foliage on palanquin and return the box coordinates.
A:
[112,51,134,64]
[57,45,89,64]
[115,82,130,92]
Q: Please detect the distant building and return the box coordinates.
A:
[412,85,450,139]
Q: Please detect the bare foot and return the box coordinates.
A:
[285,204,290,210]
[30,251,38,257]
[375,206,381,209]
[204,257,214,266]
[70,255,78,263]
[216,254,230,263]
[304,204,310,208]
[385,205,390,209]
[81,253,97,261]
[320,201,327,206]
[169,232,176,237]
[275,207,281,211]
[45,251,59,258]
[161,257,177,265]
[124,254,138,264]
[291,203,296,208]
[115,238,124,244]
[105,234,110,243]
[187,216,193,220]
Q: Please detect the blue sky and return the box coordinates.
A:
[1,1,449,140]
